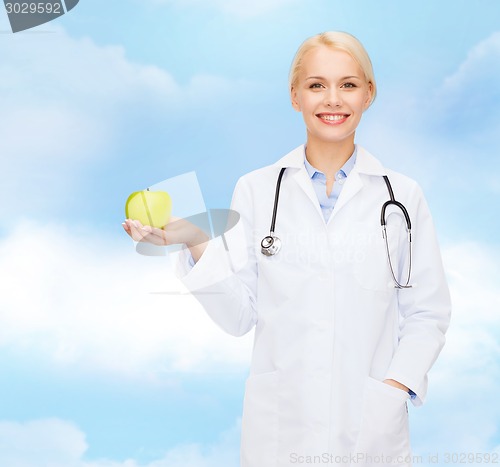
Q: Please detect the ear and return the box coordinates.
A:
[290,86,301,112]
[363,82,374,110]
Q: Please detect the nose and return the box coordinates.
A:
[325,88,342,107]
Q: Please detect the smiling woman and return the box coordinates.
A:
[123,31,452,467]
[290,43,374,192]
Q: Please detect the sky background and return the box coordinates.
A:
[0,1,499,465]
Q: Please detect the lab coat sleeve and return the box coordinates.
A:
[174,176,258,337]
[384,183,451,407]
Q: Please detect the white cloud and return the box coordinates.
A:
[147,0,298,18]
[0,219,252,377]
[439,31,500,100]
[0,25,255,139]
[439,242,500,373]
[409,241,500,458]
[0,27,255,222]
[432,31,500,136]
[0,417,240,467]
[359,32,500,204]
[0,30,168,170]
[0,419,87,467]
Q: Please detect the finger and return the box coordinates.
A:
[122,223,137,240]
[125,219,138,229]
[127,220,148,242]
[142,225,169,245]
[140,229,168,245]
[125,219,166,245]
[128,219,146,235]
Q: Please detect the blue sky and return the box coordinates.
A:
[0,1,499,465]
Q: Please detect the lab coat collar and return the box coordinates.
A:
[273,144,388,225]
[353,146,387,176]
[273,144,387,176]
[272,144,307,169]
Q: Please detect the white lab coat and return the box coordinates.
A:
[176,145,451,467]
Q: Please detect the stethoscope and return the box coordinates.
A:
[260,168,413,289]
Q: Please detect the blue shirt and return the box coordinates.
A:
[303,146,357,223]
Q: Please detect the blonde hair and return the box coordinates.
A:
[289,31,377,106]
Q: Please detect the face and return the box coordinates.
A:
[291,46,373,148]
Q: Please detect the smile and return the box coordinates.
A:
[317,113,350,124]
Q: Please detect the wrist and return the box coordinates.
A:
[186,231,209,263]
[383,378,409,392]
[188,242,208,263]
[185,228,209,249]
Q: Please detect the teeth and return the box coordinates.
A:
[320,114,346,121]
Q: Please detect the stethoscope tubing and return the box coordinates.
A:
[381,176,413,289]
[260,167,286,256]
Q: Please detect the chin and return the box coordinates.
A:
[312,133,355,146]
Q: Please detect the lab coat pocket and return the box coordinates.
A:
[354,376,411,465]
[241,370,279,467]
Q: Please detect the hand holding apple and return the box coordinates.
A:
[125,189,172,228]
[122,217,210,263]
[123,188,210,261]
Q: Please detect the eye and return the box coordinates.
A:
[341,82,357,89]
[309,82,325,89]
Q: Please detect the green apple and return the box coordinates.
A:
[125,189,172,228]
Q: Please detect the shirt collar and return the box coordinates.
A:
[273,144,386,176]
[303,145,358,180]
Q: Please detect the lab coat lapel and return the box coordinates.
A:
[274,145,324,222]
[327,170,363,223]
[292,168,324,221]
[327,146,387,224]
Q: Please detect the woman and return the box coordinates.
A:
[123,32,451,467]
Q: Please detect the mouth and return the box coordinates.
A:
[316,113,350,124]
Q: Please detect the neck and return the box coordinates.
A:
[305,137,355,178]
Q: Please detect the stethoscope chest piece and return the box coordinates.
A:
[261,235,281,256]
